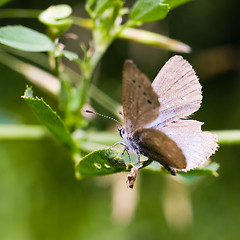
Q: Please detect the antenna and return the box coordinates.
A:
[84,109,121,125]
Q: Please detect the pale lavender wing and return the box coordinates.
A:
[159,120,218,170]
[149,55,202,128]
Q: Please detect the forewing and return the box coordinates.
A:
[149,55,202,128]
[133,128,186,170]
[159,120,218,170]
[122,60,160,132]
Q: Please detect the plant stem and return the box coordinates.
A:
[0,125,239,148]
[213,130,240,145]
[0,125,50,140]
[77,40,112,118]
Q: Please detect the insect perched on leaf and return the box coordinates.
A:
[86,55,218,187]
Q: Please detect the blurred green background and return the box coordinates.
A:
[0,0,240,239]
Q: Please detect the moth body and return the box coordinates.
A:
[120,56,218,174]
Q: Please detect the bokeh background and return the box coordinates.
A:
[0,0,240,239]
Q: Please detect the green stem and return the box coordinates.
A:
[213,130,240,145]
[119,27,191,53]
[0,125,50,141]
[77,40,111,116]
[0,126,240,148]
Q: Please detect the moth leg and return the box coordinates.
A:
[121,148,126,157]
[123,148,131,163]
[137,152,141,163]
[111,141,126,148]
[111,142,131,163]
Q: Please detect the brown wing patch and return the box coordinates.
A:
[133,128,186,169]
[122,60,160,132]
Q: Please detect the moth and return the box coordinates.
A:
[118,55,218,176]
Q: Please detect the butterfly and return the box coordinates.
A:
[118,55,218,176]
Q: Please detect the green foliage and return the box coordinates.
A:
[0,0,223,181]
[130,0,170,23]
[22,87,77,153]
[75,148,129,177]
[38,4,73,36]
[94,0,121,15]
[0,25,54,52]
[55,49,79,61]
[130,0,191,23]
[1,1,240,239]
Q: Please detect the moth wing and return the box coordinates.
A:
[133,128,187,170]
[159,120,218,170]
[122,60,160,132]
[149,55,202,128]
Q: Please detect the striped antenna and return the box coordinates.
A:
[84,109,121,126]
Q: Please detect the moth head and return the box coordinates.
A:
[118,126,126,138]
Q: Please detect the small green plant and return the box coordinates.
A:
[1,0,236,185]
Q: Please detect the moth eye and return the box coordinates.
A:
[147,99,152,104]
[118,128,125,138]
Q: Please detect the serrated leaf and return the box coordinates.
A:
[0,25,54,52]
[75,148,129,177]
[130,0,169,23]
[22,87,77,152]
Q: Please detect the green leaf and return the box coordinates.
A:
[95,0,122,15]
[53,48,79,61]
[130,0,170,23]
[145,160,219,177]
[177,162,219,177]
[75,148,129,177]
[61,50,79,61]
[0,25,54,52]
[163,0,191,9]
[39,5,73,36]
[22,87,77,152]
[95,0,112,14]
